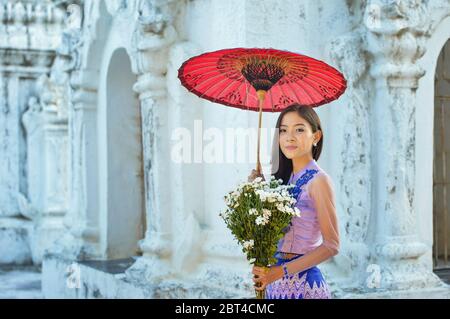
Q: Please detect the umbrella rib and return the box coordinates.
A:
[306,66,340,76]
[304,75,331,104]
[182,70,226,83]
[216,74,246,102]
[302,75,336,103]
[198,74,242,98]
[291,57,336,68]
[185,56,222,63]
[182,64,225,75]
[291,79,316,106]
[183,61,221,68]
[302,72,345,96]
[302,69,342,88]
[288,61,341,76]
[290,63,337,75]
[302,68,345,87]
[183,52,227,63]
[185,74,280,111]
[269,87,275,112]
[269,89,273,112]
[283,81,302,106]
[189,71,233,92]
[189,49,245,60]
[301,66,345,85]
[287,65,345,92]
[243,78,251,110]
[288,64,344,86]
[278,82,294,107]
[300,76,331,105]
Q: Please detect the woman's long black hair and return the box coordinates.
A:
[271,104,323,185]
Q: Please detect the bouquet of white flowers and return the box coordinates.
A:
[220,176,300,299]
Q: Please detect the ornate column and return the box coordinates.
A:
[364,0,441,290]
[125,0,178,283]
[21,74,69,264]
[55,67,101,260]
[327,24,373,291]
[46,2,103,260]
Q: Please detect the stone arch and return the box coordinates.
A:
[98,47,144,259]
[67,0,144,259]
[416,16,450,275]
[65,0,114,259]
[83,1,113,72]
[432,40,450,270]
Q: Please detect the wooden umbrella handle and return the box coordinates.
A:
[256,90,266,175]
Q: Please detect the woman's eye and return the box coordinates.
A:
[279,129,286,133]
[296,129,304,133]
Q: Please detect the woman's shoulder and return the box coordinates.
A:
[307,166,335,194]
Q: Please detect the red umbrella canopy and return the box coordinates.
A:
[178,47,347,112]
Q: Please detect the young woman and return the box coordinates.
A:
[249,103,340,299]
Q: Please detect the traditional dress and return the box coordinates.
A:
[265,159,339,299]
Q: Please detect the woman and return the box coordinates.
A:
[248,103,340,299]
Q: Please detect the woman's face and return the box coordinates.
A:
[278,111,321,159]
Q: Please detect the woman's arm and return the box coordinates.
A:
[281,173,340,276]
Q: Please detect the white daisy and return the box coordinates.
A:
[243,239,254,250]
[256,215,269,226]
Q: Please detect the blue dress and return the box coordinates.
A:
[265,253,331,299]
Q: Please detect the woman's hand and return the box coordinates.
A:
[252,265,283,291]
[248,169,266,182]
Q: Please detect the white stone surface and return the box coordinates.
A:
[0,218,32,265]
[1,0,450,298]
[0,266,42,299]
[42,254,450,299]
[43,254,255,299]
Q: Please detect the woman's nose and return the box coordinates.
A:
[286,133,295,141]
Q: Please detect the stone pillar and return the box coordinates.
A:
[125,0,178,283]
[41,1,107,260]
[54,67,101,260]
[166,41,209,277]
[364,0,441,290]
[327,26,373,292]
[21,74,69,264]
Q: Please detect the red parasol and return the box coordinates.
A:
[178,47,347,173]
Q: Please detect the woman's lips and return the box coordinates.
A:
[285,146,298,150]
